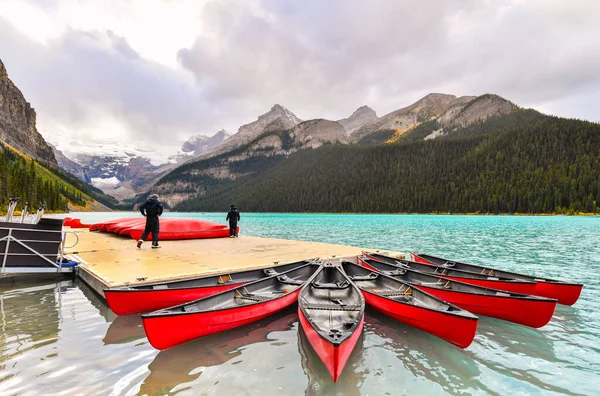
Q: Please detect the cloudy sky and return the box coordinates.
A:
[1,0,599,162]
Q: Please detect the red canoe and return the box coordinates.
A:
[90,217,137,232]
[105,260,313,315]
[129,219,236,241]
[68,218,92,228]
[358,256,557,328]
[364,252,536,295]
[298,263,365,382]
[411,252,583,306]
[141,262,320,350]
[341,260,478,348]
[106,218,144,234]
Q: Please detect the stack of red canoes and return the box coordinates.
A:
[84,217,238,241]
[358,255,557,328]
[409,252,583,306]
[98,251,583,383]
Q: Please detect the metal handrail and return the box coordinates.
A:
[1,225,80,274]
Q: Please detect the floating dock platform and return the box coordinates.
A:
[64,228,404,298]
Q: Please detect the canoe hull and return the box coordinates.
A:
[105,284,245,315]
[534,282,582,306]
[298,307,364,382]
[129,227,235,241]
[440,276,536,295]
[362,290,477,348]
[142,288,301,350]
[416,286,556,328]
[412,252,582,305]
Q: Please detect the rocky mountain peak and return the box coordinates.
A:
[0,59,7,79]
[349,93,459,143]
[337,105,378,135]
[202,104,303,158]
[0,58,57,165]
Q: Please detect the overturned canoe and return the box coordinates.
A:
[341,260,478,348]
[298,263,365,382]
[105,260,313,315]
[129,219,235,241]
[364,252,536,295]
[89,217,137,232]
[358,256,557,328]
[142,262,320,350]
[411,252,583,306]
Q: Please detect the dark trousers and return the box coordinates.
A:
[140,216,160,245]
[229,221,238,236]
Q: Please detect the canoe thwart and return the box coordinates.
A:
[312,280,350,289]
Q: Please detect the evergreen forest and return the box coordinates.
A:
[174,110,600,214]
[0,142,119,213]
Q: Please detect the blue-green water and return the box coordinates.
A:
[1,213,598,395]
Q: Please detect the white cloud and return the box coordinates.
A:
[1,0,599,164]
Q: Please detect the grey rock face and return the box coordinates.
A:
[0,59,57,165]
[290,119,348,148]
[350,93,459,143]
[337,105,378,135]
[204,104,302,158]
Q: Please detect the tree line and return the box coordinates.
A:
[174,110,600,214]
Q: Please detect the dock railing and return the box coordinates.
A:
[0,225,79,275]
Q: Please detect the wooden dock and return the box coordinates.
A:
[64,228,404,298]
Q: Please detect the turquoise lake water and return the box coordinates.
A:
[1,213,598,395]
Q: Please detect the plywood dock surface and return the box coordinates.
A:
[64,229,403,289]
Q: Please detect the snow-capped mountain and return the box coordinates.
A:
[201,104,303,158]
[169,129,232,163]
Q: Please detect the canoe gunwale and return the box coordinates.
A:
[141,261,321,318]
[411,252,583,287]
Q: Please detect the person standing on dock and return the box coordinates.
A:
[137,194,164,248]
[226,205,240,238]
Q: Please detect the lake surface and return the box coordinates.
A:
[1,213,598,395]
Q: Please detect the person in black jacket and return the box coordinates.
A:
[226,205,240,237]
[137,194,164,248]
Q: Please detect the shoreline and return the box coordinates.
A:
[23,210,599,217]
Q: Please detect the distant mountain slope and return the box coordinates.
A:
[169,129,232,163]
[153,118,347,207]
[400,94,519,143]
[0,59,57,166]
[0,141,117,213]
[201,104,302,158]
[350,93,464,144]
[337,106,378,135]
[174,109,600,214]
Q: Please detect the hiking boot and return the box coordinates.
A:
[151,244,161,249]
[136,240,143,248]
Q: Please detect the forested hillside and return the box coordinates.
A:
[174,110,600,214]
[0,141,119,213]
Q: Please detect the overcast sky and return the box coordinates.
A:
[1,0,599,161]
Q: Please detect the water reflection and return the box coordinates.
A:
[103,314,146,345]
[139,309,299,395]
[298,325,365,395]
[365,309,483,395]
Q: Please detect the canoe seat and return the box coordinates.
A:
[349,273,378,281]
[234,292,274,302]
[277,275,305,285]
[303,303,362,311]
[383,269,406,276]
[152,284,169,290]
[312,280,350,289]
